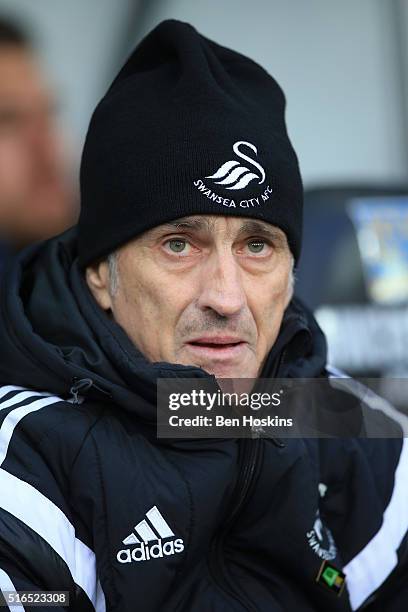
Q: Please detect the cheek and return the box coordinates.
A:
[121,277,164,326]
[112,283,163,358]
[250,268,289,305]
[247,270,290,335]
[113,270,192,357]
[0,140,30,190]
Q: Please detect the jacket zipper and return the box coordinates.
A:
[208,438,262,611]
[207,351,287,610]
[69,377,112,404]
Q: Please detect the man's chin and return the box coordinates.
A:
[177,352,258,380]
[202,364,251,379]
[177,342,258,377]
[198,368,258,395]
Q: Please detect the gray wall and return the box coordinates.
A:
[143,0,408,186]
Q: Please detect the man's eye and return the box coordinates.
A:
[167,239,187,253]
[247,240,265,253]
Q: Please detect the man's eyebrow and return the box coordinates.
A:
[155,217,212,232]
[236,220,286,242]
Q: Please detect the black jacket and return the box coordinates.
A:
[0,229,407,611]
[0,240,10,279]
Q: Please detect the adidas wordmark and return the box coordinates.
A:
[117,506,184,564]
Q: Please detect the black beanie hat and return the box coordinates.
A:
[78,19,303,267]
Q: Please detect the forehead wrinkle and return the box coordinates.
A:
[149,216,213,235]
[149,216,287,244]
[189,216,280,239]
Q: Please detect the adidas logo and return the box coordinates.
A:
[116,506,184,564]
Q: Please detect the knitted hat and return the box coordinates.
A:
[78,19,303,266]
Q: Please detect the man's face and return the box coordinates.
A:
[0,45,75,248]
[87,215,293,379]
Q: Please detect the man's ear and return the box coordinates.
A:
[285,262,295,308]
[85,261,113,311]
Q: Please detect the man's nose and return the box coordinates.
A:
[196,250,247,317]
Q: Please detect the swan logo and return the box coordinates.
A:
[193,140,273,209]
[205,141,266,190]
[306,509,337,561]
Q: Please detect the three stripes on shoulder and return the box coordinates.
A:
[0,385,106,612]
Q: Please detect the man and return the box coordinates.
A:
[0,17,76,272]
[0,20,407,612]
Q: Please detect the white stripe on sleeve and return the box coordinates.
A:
[0,390,53,413]
[0,396,63,464]
[344,437,408,610]
[0,469,105,611]
[0,386,26,402]
[0,567,25,612]
[0,393,106,611]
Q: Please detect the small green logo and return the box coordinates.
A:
[316,561,346,596]
[322,566,339,587]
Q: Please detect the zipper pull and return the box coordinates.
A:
[250,423,286,447]
[271,437,286,448]
[69,378,94,404]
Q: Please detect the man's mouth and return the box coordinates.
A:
[185,336,247,359]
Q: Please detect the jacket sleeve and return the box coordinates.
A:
[0,564,69,611]
[0,387,106,611]
[318,436,408,611]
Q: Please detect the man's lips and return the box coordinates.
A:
[187,335,245,346]
[184,336,248,359]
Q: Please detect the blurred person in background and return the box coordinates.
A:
[0,16,77,273]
